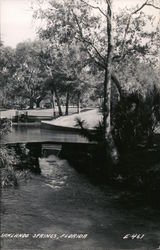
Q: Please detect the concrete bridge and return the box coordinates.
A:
[1,124,96,146]
[1,109,100,145]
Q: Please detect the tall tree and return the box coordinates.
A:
[0,45,16,107]
[11,41,47,109]
[34,0,160,164]
[35,21,91,116]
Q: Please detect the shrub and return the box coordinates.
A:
[0,118,11,137]
[0,146,19,187]
[0,118,31,187]
[112,86,160,151]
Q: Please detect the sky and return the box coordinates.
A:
[1,0,159,48]
[1,0,36,47]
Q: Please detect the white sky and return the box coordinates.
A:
[1,0,159,48]
[1,0,36,47]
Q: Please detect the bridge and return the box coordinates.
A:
[1,124,96,145]
[1,109,100,145]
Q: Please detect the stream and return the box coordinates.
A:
[1,153,160,250]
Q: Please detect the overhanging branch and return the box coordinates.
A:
[131,0,149,15]
[118,0,159,61]
[72,10,106,67]
[74,36,105,69]
[75,36,106,64]
[146,3,160,10]
[80,0,109,19]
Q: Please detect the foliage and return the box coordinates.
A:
[113,131,160,206]
[0,46,16,87]
[0,118,11,137]
[0,119,31,188]
[34,0,96,112]
[0,147,19,187]
[33,0,160,163]
[0,118,19,187]
[0,45,16,107]
[0,146,31,188]
[112,86,160,150]
[11,41,48,108]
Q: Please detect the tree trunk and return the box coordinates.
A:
[29,98,34,109]
[111,74,123,100]
[51,90,56,118]
[36,98,42,108]
[65,92,70,115]
[77,93,81,113]
[103,0,119,165]
[54,88,63,116]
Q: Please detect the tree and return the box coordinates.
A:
[73,0,160,164]
[34,2,94,116]
[34,0,160,164]
[0,45,16,108]
[11,41,47,109]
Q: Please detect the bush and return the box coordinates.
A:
[112,86,160,151]
[0,118,31,187]
[0,146,19,187]
[0,145,32,188]
[0,118,11,137]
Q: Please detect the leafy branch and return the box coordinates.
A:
[116,0,160,61]
[80,0,109,19]
[72,10,106,68]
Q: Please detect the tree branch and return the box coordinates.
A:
[146,3,160,10]
[117,0,158,61]
[75,36,106,64]
[74,36,105,69]
[131,0,149,15]
[80,0,109,19]
[72,10,106,66]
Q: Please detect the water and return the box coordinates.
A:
[1,154,160,250]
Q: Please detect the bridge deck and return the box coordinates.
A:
[1,109,101,145]
[1,124,95,145]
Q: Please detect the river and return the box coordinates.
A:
[1,153,160,250]
[1,124,160,249]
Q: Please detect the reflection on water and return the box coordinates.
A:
[1,124,88,144]
[1,154,160,250]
